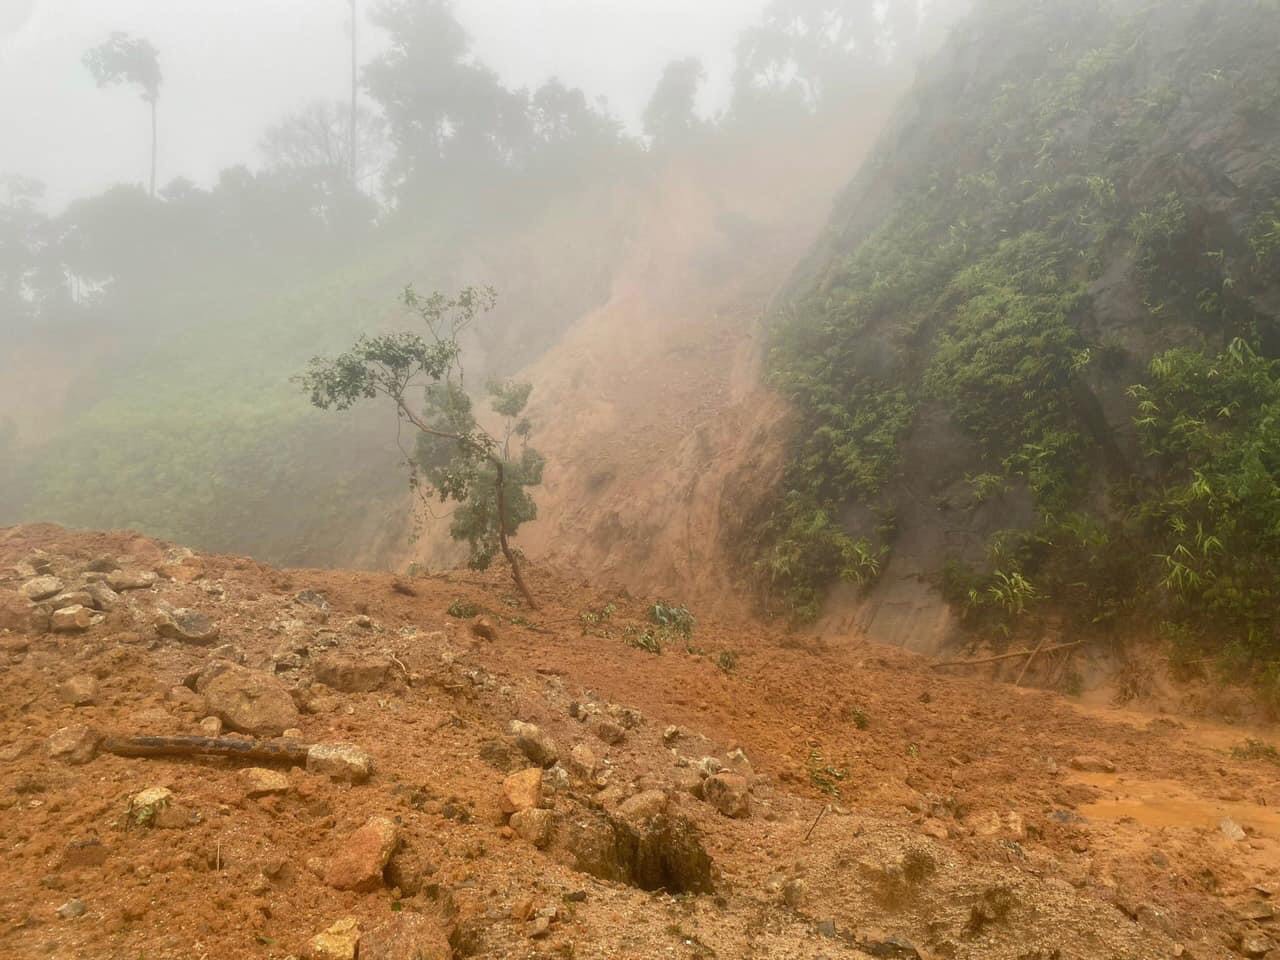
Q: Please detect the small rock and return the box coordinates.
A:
[130,787,174,827]
[307,917,361,960]
[510,720,559,767]
[313,653,393,693]
[107,570,158,592]
[1069,756,1116,774]
[51,590,94,610]
[159,559,205,583]
[1241,932,1273,958]
[57,674,99,707]
[240,767,290,798]
[512,896,536,921]
[695,756,723,777]
[816,919,837,938]
[155,608,220,645]
[703,773,750,818]
[46,725,100,765]
[83,582,122,610]
[1240,902,1277,922]
[282,727,304,739]
[199,716,223,737]
[782,877,807,910]
[307,742,374,783]
[209,643,247,664]
[510,808,555,847]
[471,617,497,641]
[922,818,949,840]
[567,743,598,781]
[968,811,1002,837]
[502,768,544,814]
[529,915,551,938]
[1221,818,1247,842]
[295,589,329,610]
[56,898,86,920]
[167,685,208,714]
[593,719,626,745]
[360,913,451,960]
[619,790,668,822]
[662,725,681,745]
[325,817,398,891]
[51,605,93,633]
[725,748,753,776]
[21,575,64,601]
[384,843,433,897]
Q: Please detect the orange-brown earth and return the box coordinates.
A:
[2,524,1279,959]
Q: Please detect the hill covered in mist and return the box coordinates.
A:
[751,0,1280,683]
[0,0,956,568]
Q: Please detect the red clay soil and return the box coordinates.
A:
[2,524,1278,959]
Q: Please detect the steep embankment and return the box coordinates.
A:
[4,524,1280,958]
[453,111,901,619]
[755,0,1280,656]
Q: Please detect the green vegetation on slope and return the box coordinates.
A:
[754,0,1280,685]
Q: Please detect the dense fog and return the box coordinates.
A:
[0,0,964,563]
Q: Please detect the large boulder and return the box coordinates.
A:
[307,742,375,783]
[20,576,63,601]
[57,674,99,707]
[324,817,399,891]
[501,768,543,814]
[46,725,100,765]
[155,608,219,644]
[51,605,93,633]
[703,773,751,819]
[509,720,559,767]
[200,664,299,736]
[106,569,157,592]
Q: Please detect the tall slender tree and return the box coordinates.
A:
[349,0,359,188]
[83,33,163,197]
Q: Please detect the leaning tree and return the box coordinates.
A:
[297,286,543,607]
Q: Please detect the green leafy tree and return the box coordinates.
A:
[83,33,163,197]
[642,58,706,148]
[297,286,543,607]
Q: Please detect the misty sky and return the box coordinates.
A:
[1,0,769,209]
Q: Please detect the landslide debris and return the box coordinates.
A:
[1,524,1277,959]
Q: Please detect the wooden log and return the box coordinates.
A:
[1015,634,1051,687]
[101,735,311,764]
[931,640,1085,670]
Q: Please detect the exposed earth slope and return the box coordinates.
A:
[2,524,1279,959]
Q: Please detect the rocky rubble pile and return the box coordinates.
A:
[2,529,1274,959]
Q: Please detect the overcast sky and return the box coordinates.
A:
[0,0,769,209]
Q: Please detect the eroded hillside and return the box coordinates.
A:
[395,109,901,619]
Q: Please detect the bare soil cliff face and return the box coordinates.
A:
[486,115,897,617]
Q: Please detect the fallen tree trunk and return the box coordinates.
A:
[101,735,311,764]
[930,640,1085,670]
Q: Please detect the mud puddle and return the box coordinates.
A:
[1074,772,1280,837]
